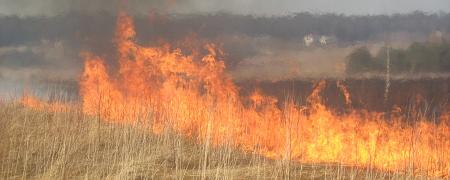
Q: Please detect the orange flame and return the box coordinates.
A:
[21,93,70,112]
[74,12,449,177]
[337,81,352,105]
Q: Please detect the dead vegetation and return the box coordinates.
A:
[0,103,440,179]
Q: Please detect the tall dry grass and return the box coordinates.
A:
[0,101,440,179]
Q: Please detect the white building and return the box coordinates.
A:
[319,36,329,46]
[304,34,314,47]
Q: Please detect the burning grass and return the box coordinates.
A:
[78,11,449,177]
[0,103,439,179]
[0,11,448,179]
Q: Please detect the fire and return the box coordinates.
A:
[24,11,449,177]
[21,93,70,112]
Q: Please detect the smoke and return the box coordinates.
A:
[230,40,353,80]
[0,40,79,80]
[0,11,449,85]
[0,0,173,16]
[1,0,449,16]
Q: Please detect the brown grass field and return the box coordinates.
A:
[0,102,442,179]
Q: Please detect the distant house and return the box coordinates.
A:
[304,34,336,47]
[319,36,329,46]
[304,34,314,47]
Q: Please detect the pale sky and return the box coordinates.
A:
[0,0,449,16]
[175,0,450,15]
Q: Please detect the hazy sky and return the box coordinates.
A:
[175,0,450,15]
[0,0,449,16]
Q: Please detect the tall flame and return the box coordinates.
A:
[77,12,449,176]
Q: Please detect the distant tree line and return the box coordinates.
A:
[1,11,450,47]
[346,42,450,74]
[1,11,450,71]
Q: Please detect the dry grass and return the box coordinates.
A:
[0,103,440,179]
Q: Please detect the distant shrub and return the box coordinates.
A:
[346,42,450,74]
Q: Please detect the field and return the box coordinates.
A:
[0,102,438,179]
[0,11,449,180]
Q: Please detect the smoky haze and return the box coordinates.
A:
[0,0,449,16]
[0,1,449,88]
